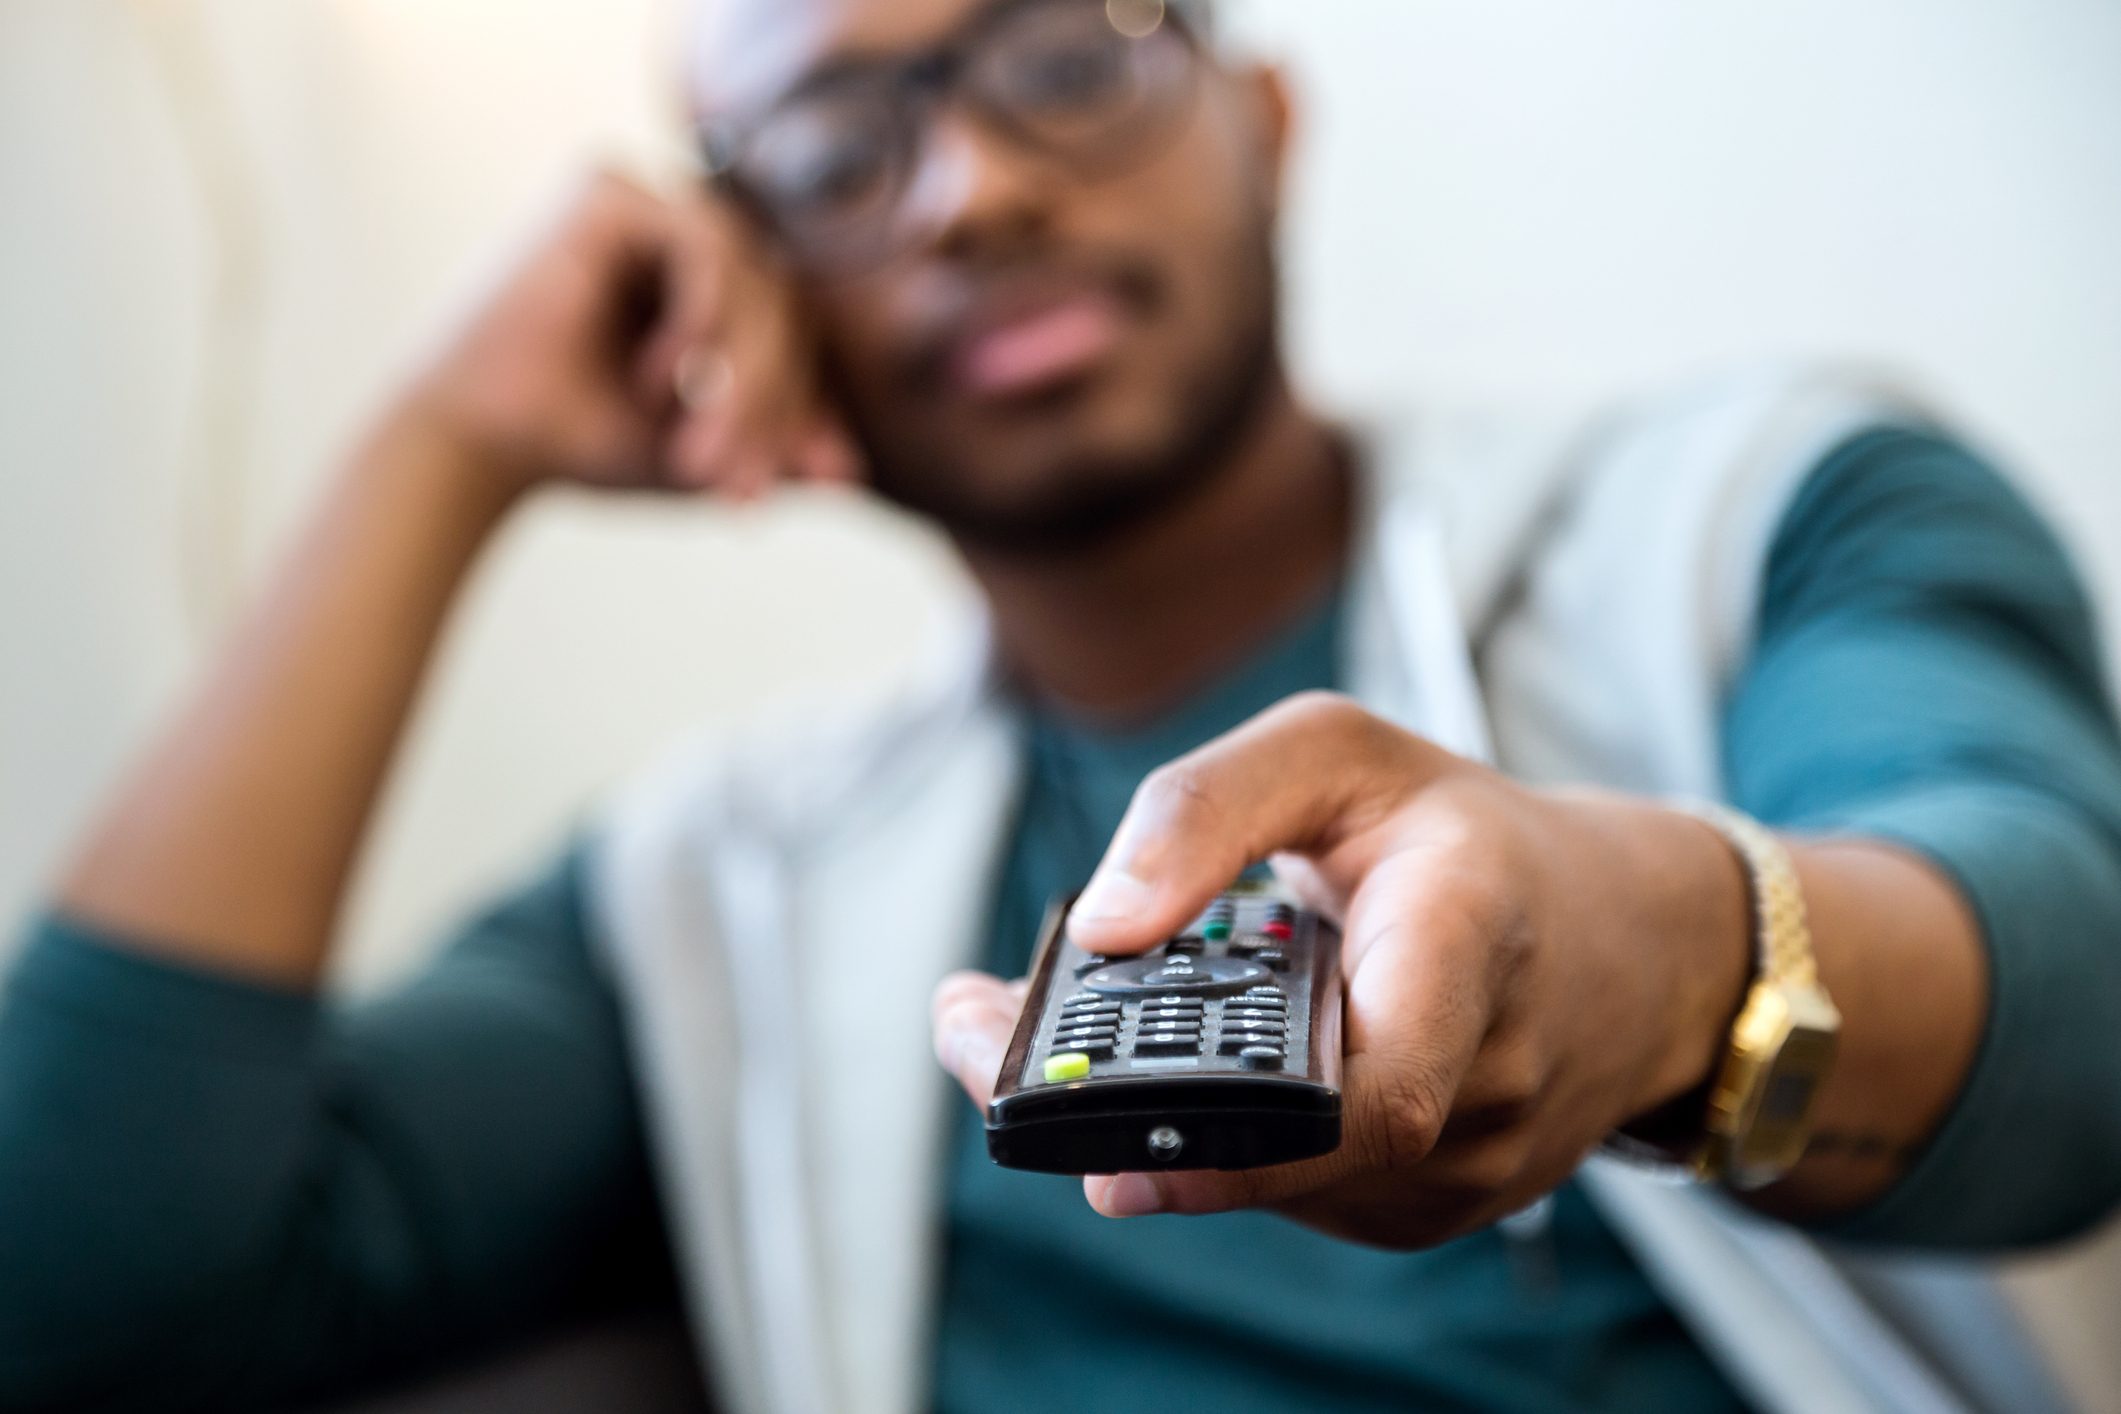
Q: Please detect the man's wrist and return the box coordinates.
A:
[1599,798,1757,1124]
[364,391,537,529]
[1662,809,1759,1109]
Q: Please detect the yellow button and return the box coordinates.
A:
[1043,1052,1091,1083]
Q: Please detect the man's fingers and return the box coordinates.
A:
[1265,851,1347,921]
[1083,851,1495,1224]
[1066,693,1445,955]
[931,971,1028,1110]
[1082,1138,1366,1219]
[640,191,847,496]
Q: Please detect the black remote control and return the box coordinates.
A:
[985,884,1344,1174]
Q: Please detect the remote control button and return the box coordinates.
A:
[1252,948,1290,970]
[1222,994,1285,1009]
[1082,955,1271,997]
[1220,1012,1287,1030]
[1062,991,1115,1009]
[1134,1034,1203,1055]
[1058,1026,1118,1044]
[1146,995,1205,1010]
[1055,1023,1117,1042]
[1137,1006,1202,1025]
[1164,936,1204,954]
[1142,953,1205,985]
[1222,1000,1285,1018]
[1261,919,1294,941]
[1243,986,1287,1003]
[1043,1052,1092,1082]
[1073,954,1116,976]
[1238,1045,1285,1070]
[1219,1031,1285,1054]
[1061,1002,1121,1021]
[1056,1039,1115,1060]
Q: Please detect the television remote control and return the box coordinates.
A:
[985,884,1344,1174]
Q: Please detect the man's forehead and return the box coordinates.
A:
[685,0,990,120]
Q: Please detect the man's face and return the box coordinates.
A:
[691,0,1289,551]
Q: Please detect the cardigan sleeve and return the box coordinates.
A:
[0,844,672,1412]
[1723,425,2121,1249]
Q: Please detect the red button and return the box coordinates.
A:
[1262,920,1293,940]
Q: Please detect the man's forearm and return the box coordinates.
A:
[1568,799,1988,1220]
[1737,836,1988,1219]
[57,403,522,987]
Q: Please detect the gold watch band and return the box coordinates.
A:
[1691,802,1816,989]
[1683,802,1841,1188]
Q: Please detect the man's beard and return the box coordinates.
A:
[846,233,1281,557]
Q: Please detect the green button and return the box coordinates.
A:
[1203,921,1231,940]
[1043,1052,1091,1083]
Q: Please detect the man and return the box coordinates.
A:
[3,0,2119,1410]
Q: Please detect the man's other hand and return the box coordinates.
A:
[933,691,1750,1249]
[403,168,859,499]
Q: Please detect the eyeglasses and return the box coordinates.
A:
[700,0,1207,275]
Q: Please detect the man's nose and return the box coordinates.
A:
[900,106,1057,260]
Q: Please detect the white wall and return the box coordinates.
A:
[4,1,2119,1399]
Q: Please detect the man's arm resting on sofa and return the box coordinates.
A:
[0,847,676,1411]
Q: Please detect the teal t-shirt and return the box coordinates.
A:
[5,428,2121,1410]
[930,590,1743,1414]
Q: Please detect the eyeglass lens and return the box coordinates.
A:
[728,0,1197,271]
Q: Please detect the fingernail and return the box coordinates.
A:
[1072,869,1153,924]
[1100,1173,1164,1217]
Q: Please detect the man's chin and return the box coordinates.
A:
[876,456,1218,557]
[861,283,1280,557]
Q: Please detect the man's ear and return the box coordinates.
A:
[1237,62,1299,214]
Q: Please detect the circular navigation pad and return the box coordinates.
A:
[1080,953,1271,997]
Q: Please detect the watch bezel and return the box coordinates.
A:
[1702,979,1842,1189]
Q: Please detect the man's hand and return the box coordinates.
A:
[933,691,1752,1248]
[404,168,858,499]
[57,166,867,986]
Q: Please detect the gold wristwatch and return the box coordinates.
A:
[1612,804,1842,1190]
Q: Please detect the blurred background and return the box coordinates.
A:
[3,0,2119,1402]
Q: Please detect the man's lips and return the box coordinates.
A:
[945,289,1129,402]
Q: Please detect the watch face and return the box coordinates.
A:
[1758,1066,1816,1127]
[1737,1022,1838,1176]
